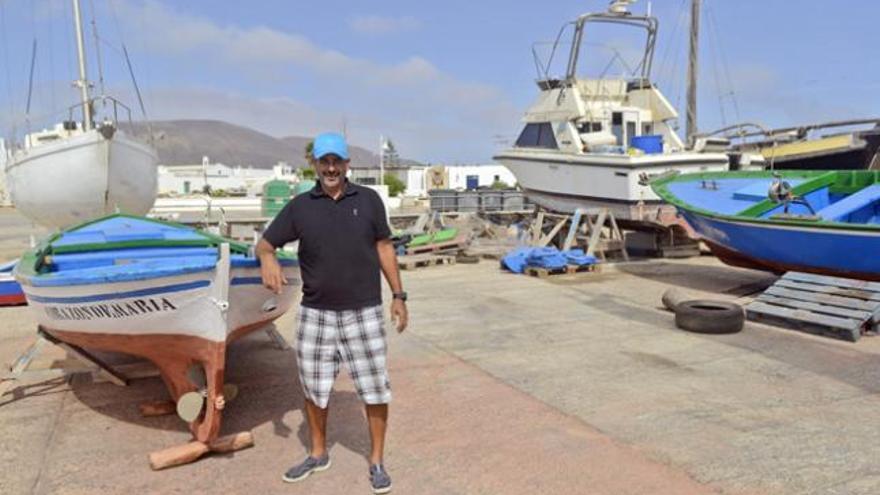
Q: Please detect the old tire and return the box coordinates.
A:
[674,300,744,334]
[661,288,688,312]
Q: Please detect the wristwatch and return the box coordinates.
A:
[392,291,408,302]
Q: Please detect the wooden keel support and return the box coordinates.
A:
[139,400,177,417]
[149,441,210,470]
[209,431,255,453]
[148,431,255,470]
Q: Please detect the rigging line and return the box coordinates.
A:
[122,44,152,141]
[88,0,106,98]
[667,11,685,122]
[656,0,688,83]
[707,1,741,123]
[107,0,152,122]
[26,39,37,118]
[704,1,726,126]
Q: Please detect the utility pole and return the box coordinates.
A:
[379,135,385,186]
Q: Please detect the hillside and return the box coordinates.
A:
[127,120,383,169]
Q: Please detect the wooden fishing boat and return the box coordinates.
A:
[14,214,299,464]
[651,170,880,280]
[0,260,26,306]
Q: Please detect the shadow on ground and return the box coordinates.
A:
[3,331,375,461]
[613,258,778,296]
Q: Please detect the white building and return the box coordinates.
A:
[158,157,296,196]
[0,139,10,207]
[446,164,516,190]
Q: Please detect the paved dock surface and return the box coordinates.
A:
[2,207,880,494]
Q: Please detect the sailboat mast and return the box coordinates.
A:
[71,0,92,131]
[686,0,700,146]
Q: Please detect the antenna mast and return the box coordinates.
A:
[686,0,701,146]
[71,0,92,130]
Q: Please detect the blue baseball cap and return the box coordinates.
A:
[312,132,349,160]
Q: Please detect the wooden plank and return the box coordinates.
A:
[585,209,608,257]
[537,217,567,248]
[530,212,545,244]
[606,209,629,261]
[747,302,861,342]
[562,209,584,251]
[756,294,873,320]
[770,282,880,306]
[784,271,880,293]
[776,278,880,301]
[524,264,599,278]
[398,254,456,270]
[763,286,879,312]
[747,302,862,330]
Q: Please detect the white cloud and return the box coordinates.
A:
[105,0,518,162]
[349,15,420,35]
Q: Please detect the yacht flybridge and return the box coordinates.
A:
[494,0,748,230]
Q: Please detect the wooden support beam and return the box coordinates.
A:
[562,209,584,251]
[149,431,255,470]
[537,217,567,247]
[264,325,290,351]
[39,328,128,386]
[530,212,545,244]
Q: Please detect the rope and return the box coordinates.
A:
[704,1,726,127]
[706,1,741,123]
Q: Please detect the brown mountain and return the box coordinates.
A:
[127,120,383,169]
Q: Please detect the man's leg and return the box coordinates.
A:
[365,403,388,464]
[305,398,330,457]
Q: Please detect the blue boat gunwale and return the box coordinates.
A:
[651,170,880,232]
[16,213,297,284]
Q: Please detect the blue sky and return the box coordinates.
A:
[1,0,877,164]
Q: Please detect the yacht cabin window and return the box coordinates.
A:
[611,113,623,145]
[515,123,558,149]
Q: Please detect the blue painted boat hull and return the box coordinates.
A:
[682,211,880,280]
[0,260,25,306]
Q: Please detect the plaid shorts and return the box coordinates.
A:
[295,304,391,408]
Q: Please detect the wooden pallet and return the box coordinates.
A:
[523,264,600,278]
[398,254,456,270]
[745,271,880,342]
[405,236,469,255]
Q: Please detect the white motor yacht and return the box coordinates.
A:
[494,1,751,231]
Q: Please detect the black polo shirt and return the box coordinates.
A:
[262,181,392,310]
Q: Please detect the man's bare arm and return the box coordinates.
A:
[377,239,407,332]
[256,238,287,294]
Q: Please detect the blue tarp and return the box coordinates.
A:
[501,247,598,274]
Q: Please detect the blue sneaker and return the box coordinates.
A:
[281,454,331,483]
[369,464,392,494]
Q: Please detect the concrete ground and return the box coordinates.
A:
[2,207,880,494]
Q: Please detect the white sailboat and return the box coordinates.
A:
[4,0,158,230]
[494,0,752,231]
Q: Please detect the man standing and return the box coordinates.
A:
[257,132,407,494]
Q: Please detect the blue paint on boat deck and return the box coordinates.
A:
[816,184,880,222]
[666,178,808,215]
[19,215,298,288]
[53,217,207,247]
[758,188,832,218]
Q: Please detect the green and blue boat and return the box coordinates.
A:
[651,170,880,280]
